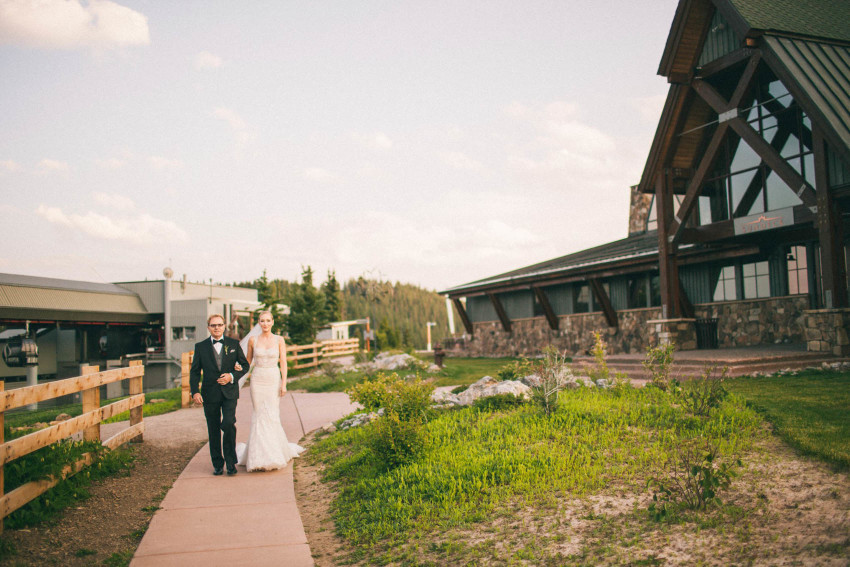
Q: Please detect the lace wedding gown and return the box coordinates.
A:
[236,336,304,471]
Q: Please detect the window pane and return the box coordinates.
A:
[743,263,755,277]
[803,153,815,186]
[765,170,801,210]
[724,279,736,299]
[757,275,770,296]
[781,132,801,158]
[729,138,761,172]
[756,261,769,276]
[731,169,759,214]
[744,277,757,298]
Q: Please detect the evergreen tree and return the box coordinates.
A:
[320,270,343,324]
[285,266,325,345]
[253,269,285,334]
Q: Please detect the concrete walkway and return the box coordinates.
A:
[131,392,357,567]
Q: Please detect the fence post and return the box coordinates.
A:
[128,360,144,442]
[181,352,192,408]
[313,344,319,368]
[80,365,100,443]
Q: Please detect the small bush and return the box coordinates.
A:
[320,360,340,380]
[648,438,740,520]
[679,365,729,417]
[644,342,676,390]
[496,359,533,382]
[451,384,468,394]
[472,393,526,411]
[347,373,435,468]
[529,346,572,416]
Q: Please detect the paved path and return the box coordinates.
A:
[131,392,357,567]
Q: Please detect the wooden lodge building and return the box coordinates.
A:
[441,0,850,357]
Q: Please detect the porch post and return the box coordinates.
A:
[656,171,680,319]
[813,128,847,308]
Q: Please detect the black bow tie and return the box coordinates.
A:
[212,339,223,344]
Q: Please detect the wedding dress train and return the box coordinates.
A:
[236,337,304,471]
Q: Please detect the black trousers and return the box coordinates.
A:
[203,397,238,468]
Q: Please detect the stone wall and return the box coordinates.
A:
[453,307,662,357]
[446,296,809,357]
[694,296,808,347]
[628,185,653,236]
[803,308,850,356]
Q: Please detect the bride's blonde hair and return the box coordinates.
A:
[257,309,273,320]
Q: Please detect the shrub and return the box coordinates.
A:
[529,346,572,416]
[647,438,740,520]
[644,342,676,390]
[496,359,533,382]
[472,393,526,411]
[347,372,435,468]
[679,365,729,417]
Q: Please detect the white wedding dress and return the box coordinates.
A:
[236,336,304,471]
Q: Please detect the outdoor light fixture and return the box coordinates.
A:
[2,337,39,367]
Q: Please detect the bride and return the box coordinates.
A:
[235,310,304,471]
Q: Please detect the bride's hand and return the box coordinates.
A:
[279,388,286,397]
[234,362,242,372]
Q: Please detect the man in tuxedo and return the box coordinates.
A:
[190,314,250,475]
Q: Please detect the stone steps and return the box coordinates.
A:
[570,352,849,380]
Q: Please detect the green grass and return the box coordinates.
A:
[309,385,762,563]
[725,370,850,469]
[5,388,183,438]
[293,356,522,393]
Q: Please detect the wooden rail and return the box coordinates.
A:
[0,361,145,532]
[181,337,360,407]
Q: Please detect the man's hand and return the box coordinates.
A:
[217,373,233,385]
[192,393,203,404]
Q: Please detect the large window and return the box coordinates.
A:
[742,261,770,299]
[172,326,196,340]
[697,71,813,225]
[787,246,809,295]
[713,266,737,301]
[573,284,590,313]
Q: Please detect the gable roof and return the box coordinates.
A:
[727,0,850,43]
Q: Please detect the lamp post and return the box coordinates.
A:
[426,321,436,352]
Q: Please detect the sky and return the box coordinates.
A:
[0,0,679,291]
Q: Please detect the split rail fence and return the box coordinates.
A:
[181,338,360,407]
[0,361,145,532]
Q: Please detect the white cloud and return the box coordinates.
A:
[92,191,134,211]
[0,159,20,172]
[441,151,482,171]
[302,167,339,184]
[36,204,187,245]
[195,50,222,70]
[0,0,150,50]
[148,156,183,171]
[37,158,69,172]
[213,107,254,148]
[94,157,125,169]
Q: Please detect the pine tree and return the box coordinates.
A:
[285,266,325,345]
[254,269,285,334]
[320,270,343,324]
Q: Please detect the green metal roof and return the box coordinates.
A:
[762,36,850,160]
[728,0,850,43]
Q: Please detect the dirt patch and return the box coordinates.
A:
[293,431,357,567]
[1,409,208,567]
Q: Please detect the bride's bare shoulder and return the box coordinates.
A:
[275,334,287,344]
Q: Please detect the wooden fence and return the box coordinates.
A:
[181,338,360,407]
[0,361,145,532]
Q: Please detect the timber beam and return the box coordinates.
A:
[813,128,847,308]
[589,279,618,328]
[531,286,559,330]
[451,298,474,336]
[488,293,512,334]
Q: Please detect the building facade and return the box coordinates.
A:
[441,0,850,358]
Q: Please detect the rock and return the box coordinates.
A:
[339,412,378,430]
[595,379,610,388]
[54,413,72,422]
[456,378,530,406]
[427,364,441,373]
[521,373,542,388]
[370,352,419,370]
[431,389,461,406]
[322,423,337,433]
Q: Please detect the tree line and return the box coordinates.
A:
[235,269,454,350]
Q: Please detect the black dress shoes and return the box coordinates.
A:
[226,466,237,476]
[213,467,224,476]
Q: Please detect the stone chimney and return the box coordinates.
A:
[628,185,653,236]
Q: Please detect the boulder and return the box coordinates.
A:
[456,377,530,406]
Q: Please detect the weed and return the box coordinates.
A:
[74,548,97,557]
[679,365,729,417]
[496,359,534,382]
[643,342,676,390]
[529,346,572,416]
[102,549,134,567]
[648,438,740,520]
[472,393,526,412]
[0,538,17,561]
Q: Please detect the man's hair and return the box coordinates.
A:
[207,314,225,325]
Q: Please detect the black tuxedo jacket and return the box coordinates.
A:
[189,336,249,403]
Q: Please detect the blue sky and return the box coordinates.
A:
[0,0,678,290]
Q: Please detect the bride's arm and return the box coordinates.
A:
[278,336,287,396]
[246,336,255,365]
